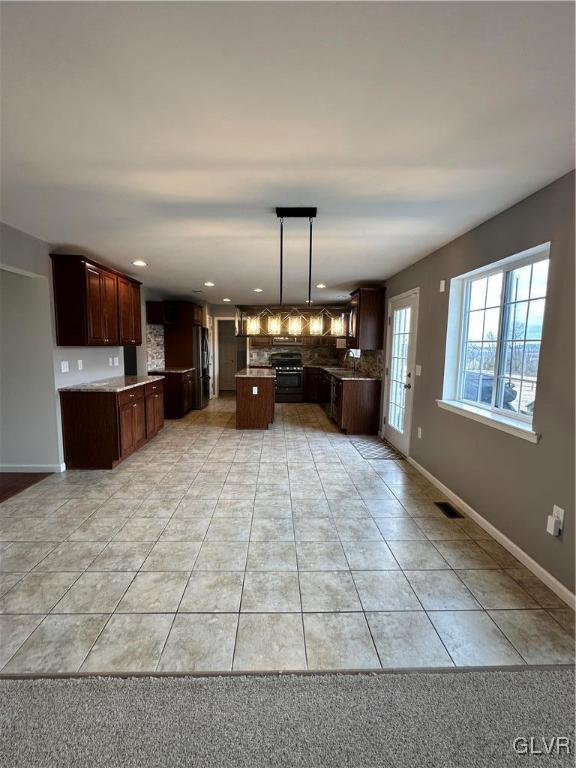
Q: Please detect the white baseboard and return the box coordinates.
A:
[407,456,576,610]
[0,463,66,473]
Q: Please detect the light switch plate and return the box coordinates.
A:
[547,515,561,536]
[108,357,113,367]
[415,365,422,376]
[252,386,258,395]
[60,361,69,373]
[113,357,119,366]
[439,280,446,293]
[552,505,565,528]
[77,360,83,371]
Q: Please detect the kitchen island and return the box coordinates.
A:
[235,368,276,429]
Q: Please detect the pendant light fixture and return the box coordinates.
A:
[235,206,350,338]
[275,207,317,324]
[267,214,284,334]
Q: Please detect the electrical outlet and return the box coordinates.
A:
[252,386,258,395]
[439,280,446,293]
[60,361,69,373]
[77,360,83,371]
[108,357,113,367]
[417,427,422,439]
[415,365,422,376]
[113,357,119,367]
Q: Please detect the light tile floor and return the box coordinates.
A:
[0,398,573,674]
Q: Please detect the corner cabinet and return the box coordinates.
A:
[347,288,384,350]
[51,254,141,346]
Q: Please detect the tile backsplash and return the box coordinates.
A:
[248,344,339,367]
[339,348,384,377]
[248,343,383,377]
[146,324,165,370]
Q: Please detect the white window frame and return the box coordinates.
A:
[439,242,550,443]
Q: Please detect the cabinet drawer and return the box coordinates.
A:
[145,380,164,396]
[118,385,145,406]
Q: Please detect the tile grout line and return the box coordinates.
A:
[155,454,230,672]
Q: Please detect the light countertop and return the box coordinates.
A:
[316,366,380,381]
[59,375,165,393]
[148,368,196,374]
[235,367,277,378]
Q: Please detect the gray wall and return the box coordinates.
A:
[208,303,236,319]
[383,172,574,591]
[0,222,126,467]
[0,269,62,469]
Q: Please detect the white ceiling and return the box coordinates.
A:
[1,2,573,305]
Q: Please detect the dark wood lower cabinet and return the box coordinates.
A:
[149,370,196,419]
[60,381,164,469]
[335,379,381,434]
[304,366,321,402]
[119,398,146,459]
[145,389,165,438]
[304,367,381,435]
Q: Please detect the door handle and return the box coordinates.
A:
[403,383,412,389]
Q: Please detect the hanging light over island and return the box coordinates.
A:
[234,206,350,338]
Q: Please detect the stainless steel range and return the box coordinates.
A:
[270,351,303,402]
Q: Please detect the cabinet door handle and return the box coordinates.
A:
[133,403,137,408]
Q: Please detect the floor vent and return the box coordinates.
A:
[434,501,464,519]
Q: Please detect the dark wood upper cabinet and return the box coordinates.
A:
[51,254,141,346]
[164,302,203,368]
[118,276,142,345]
[347,288,384,350]
[85,265,107,344]
[102,270,119,344]
[146,301,177,325]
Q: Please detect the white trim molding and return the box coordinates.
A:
[437,399,540,443]
[407,456,575,610]
[0,463,66,473]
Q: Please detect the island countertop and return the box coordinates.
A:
[59,375,165,393]
[235,367,277,378]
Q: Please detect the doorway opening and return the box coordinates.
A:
[0,267,62,472]
[215,319,246,395]
[382,288,420,457]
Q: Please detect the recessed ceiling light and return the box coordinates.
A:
[204,281,215,287]
[316,283,326,289]
[223,298,231,302]
[253,288,263,293]
[131,260,147,267]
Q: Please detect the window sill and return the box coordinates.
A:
[436,399,540,444]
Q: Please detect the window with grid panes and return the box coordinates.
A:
[455,246,550,424]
